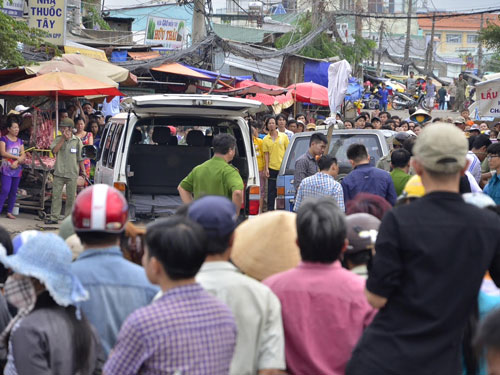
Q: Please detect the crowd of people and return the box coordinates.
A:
[1,71,500,373]
[1,117,500,374]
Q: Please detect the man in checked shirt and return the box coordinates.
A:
[294,155,344,212]
[104,216,237,375]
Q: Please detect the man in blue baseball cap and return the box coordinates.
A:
[187,196,286,375]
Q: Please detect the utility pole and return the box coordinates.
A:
[477,12,484,77]
[312,0,324,29]
[355,0,363,38]
[376,21,384,77]
[403,0,413,74]
[354,0,363,78]
[192,0,207,43]
[427,13,436,76]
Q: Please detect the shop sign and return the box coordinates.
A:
[145,16,186,50]
[28,0,66,46]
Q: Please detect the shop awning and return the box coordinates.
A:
[64,41,108,62]
[152,63,211,80]
[185,65,252,82]
[128,51,161,60]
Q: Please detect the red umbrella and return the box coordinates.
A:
[287,82,329,107]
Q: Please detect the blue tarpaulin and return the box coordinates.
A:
[303,61,330,88]
[273,4,286,14]
[111,51,128,62]
[183,65,252,82]
[345,77,362,102]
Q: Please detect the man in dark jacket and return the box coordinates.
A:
[341,144,397,206]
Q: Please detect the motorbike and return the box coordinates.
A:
[361,92,380,110]
[390,90,432,111]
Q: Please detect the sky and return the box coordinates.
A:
[423,0,500,11]
[104,0,500,14]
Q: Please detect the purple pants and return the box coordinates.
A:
[0,174,20,214]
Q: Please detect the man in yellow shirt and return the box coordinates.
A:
[262,116,289,211]
[252,125,266,213]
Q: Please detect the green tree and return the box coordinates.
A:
[0,1,50,68]
[479,22,500,52]
[276,14,376,64]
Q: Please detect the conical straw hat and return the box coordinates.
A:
[231,211,301,281]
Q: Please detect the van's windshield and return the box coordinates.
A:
[285,134,383,175]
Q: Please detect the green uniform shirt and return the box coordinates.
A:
[376,154,391,172]
[481,157,490,174]
[180,156,244,200]
[456,79,467,96]
[50,135,83,179]
[390,168,411,196]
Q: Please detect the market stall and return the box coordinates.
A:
[0,71,124,217]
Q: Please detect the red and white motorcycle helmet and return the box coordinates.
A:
[72,184,128,233]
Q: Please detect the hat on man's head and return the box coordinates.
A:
[231,211,300,281]
[462,192,496,209]
[188,196,238,238]
[413,123,468,174]
[409,109,432,124]
[306,123,316,130]
[453,116,466,124]
[15,105,29,113]
[59,118,74,127]
[346,213,380,254]
[0,233,88,306]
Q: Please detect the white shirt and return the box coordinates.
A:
[467,151,482,184]
[196,261,286,375]
[465,170,482,192]
[279,129,294,141]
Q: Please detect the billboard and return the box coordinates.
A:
[476,78,500,117]
[145,16,186,50]
[1,0,24,17]
[28,0,66,46]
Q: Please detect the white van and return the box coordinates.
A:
[94,94,263,219]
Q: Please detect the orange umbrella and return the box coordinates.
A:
[0,71,124,97]
[0,71,124,132]
[152,63,211,80]
[287,82,329,107]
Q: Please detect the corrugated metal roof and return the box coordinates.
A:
[212,23,268,43]
[224,53,283,78]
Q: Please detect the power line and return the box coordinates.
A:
[331,7,500,19]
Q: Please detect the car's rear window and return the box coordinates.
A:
[285,134,383,175]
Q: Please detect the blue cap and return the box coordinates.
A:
[188,196,238,238]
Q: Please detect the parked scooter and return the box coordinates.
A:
[362,92,380,110]
[391,90,432,111]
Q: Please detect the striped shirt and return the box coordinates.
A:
[294,172,345,212]
[104,283,237,375]
[467,151,481,183]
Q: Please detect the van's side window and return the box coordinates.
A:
[96,123,111,162]
[107,125,123,168]
[101,123,116,167]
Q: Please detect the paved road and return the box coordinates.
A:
[1,212,59,236]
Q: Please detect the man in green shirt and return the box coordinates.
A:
[455,73,468,112]
[46,118,85,224]
[390,149,411,196]
[178,133,244,214]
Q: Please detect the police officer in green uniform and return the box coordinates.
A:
[178,133,244,214]
[45,118,85,224]
[377,132,414,172]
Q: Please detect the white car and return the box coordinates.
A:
[94,94,263,219]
